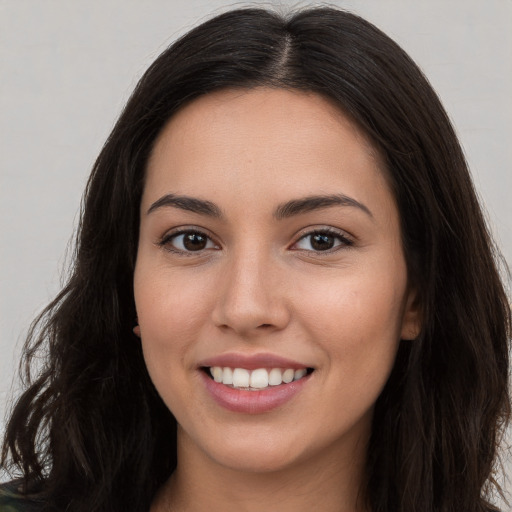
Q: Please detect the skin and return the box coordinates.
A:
[134,87,421,512]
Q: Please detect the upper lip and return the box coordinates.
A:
[198,352,312,371]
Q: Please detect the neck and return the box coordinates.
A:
[152,426,370,512]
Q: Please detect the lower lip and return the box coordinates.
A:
[200,371,311,414]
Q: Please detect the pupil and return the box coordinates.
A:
[183,233,207,251]
[311,233,334,251]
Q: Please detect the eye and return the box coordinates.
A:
[160,230,219,253]
[292,229,353,252]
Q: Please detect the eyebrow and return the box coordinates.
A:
[147,193,372,219]
[147,194,222,217]
[274,194,373,220]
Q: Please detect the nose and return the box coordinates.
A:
[211,249,290,337]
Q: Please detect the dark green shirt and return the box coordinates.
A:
[0,481,44,512]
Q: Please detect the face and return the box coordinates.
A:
[134,87,420,473]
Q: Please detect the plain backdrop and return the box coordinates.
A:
[1,0,510,505]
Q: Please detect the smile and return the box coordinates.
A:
[207,366,312,390]
[198,355,314,414]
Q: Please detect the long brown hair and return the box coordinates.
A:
[2,7,510,512]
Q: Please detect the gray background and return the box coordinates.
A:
[1,0,510,505]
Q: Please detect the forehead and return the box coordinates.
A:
[148,87,378,166]
[165,87,363,135]
[143,87,391,215]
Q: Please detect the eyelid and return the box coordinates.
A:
[157,226,221,254]
[289,226,354,252]
[155,225,354,255]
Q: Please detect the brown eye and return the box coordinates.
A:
[163,231,218,253]
[183,232,208,251]
[293,229,353,252]
[310,233,336,251]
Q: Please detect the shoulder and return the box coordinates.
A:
[0,481,45,512]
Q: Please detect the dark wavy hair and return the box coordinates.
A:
[2,6,510,512]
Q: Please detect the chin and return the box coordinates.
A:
[212,444,303,474]
[183,424,307,474]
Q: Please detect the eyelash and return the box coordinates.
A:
[157,227,354,255]
[158,229,219,256]
[291,228,354,253]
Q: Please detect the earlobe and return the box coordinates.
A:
[400,289,422,341]
[133,324,141,338]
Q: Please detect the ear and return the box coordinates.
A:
[400,287,422,341]
[133,324,141,338]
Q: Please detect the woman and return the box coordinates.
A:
[1,6,510,512]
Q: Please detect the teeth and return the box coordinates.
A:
[294,368,307,380]
[282,369,295,383]
[212,366,223,383]
[208,366,310,390]
[268,368,282,386]
[250,368,268,389]
[222,367,233,385]
[232,368,250,388]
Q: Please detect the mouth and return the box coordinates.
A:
[198,353,315,413]
[202,366,314,391]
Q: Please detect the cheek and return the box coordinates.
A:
[135,263,211,335]
[294,261,406,382]
[297,269,406,339]
[133,263,213,383]
[300,273,404,431]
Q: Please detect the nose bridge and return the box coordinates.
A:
[212,242,288,334]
